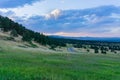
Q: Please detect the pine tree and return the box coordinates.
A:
[10,29,18,37]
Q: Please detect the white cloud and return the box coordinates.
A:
[45,32,93,37]
[0,0,47,18]
[45,31,120,37]
[108,27,120,33]
[45,9,62,19]
[0,4,120,37]
[110,13,120,18]
[83,14,100,24]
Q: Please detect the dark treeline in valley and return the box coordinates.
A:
[49,37,120,54]
[0,15,120,54]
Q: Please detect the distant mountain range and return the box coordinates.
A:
[49,35,120,42]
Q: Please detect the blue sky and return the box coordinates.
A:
[0,0,120,37]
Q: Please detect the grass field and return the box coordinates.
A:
[0,40,120,80]
[0,49,120,80]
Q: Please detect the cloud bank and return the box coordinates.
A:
[0,4,120,37]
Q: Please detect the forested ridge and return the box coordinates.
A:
[0,15,120,54]
[0,15,50,45]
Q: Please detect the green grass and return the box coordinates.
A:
[0,48,120,80]
[0,40,120,80]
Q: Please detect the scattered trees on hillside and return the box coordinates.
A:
[0,15,120,54]
[0,15,68,48]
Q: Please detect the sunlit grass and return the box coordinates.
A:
[0,40,120,80]
[0,48,120,80]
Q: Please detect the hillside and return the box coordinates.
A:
[0,32,50,52]
[0,15,48,44]
[0,38,120,80]
[0,15,120,80]
[0,31,120,80]
[0,30,69,54]
[1,15,120,55]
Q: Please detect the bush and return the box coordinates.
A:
[101,50,107,54]
[94,49,99,53]
[87,49,90,52]
[5,37,15,41]
[29,42,38,48]
[50,45,56,50]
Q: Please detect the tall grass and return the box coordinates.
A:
[0,47,120,80]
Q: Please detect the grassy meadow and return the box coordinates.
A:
[0,40,120,80]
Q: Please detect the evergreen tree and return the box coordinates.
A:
[10,29,18,37]
[22,31,33,42]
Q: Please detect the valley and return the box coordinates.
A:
[0,14,120,80]
[0,35,120,80]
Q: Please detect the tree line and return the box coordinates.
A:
[0,16,49,45]
[0,15,120,54]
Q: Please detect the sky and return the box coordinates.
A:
[0,0,120,37]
